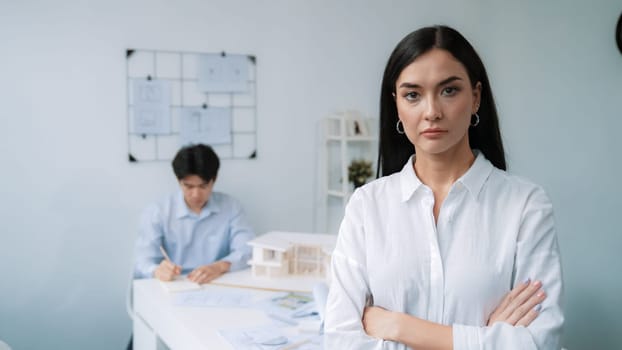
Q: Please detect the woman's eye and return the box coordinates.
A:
[441,87,459,96]
[404,92,419,101]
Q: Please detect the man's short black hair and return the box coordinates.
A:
[171,144,220,182]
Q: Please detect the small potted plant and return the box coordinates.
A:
[348,159,373,189]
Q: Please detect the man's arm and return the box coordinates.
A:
[133,205,166,279]
[219,199,255,271]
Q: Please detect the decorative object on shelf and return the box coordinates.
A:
[348,159,373,188]
[347,117,370,136]
[318,111,377,234]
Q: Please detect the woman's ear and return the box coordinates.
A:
[473,82,482,113]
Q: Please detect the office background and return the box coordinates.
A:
[1,0,620,349]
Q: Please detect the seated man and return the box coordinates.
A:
[133,144,254,283]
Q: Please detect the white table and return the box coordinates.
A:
[132,271,325,350]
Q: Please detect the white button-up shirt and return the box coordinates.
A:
[325,152,564,349]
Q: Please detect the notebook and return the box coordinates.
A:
[159,276,202,293]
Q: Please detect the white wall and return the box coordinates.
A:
[0,0,620,349]
[474,1,622,348]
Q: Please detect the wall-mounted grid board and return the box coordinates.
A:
[126,49,258,162]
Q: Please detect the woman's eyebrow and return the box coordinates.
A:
[437,76,462,86]
[398,76,463,89]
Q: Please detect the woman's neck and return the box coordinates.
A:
[413,145,476,192]
[414,144,476,223]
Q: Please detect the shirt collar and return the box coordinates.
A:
[456,150,494,200]
[399,155,423,202]
[399,150,494,202]
[174,191,220,219]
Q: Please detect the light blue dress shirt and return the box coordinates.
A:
[133,191,255,278]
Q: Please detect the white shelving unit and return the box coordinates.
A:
[316,111,377,234]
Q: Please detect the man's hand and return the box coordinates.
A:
[154,260,181,281]
[487,279,547,327]
[188,261,231,284]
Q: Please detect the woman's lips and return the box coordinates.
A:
[421,128,447,137]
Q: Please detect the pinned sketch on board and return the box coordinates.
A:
[132,79,171,135]
[198,54,249,93]
[180,107,232,146]
[126,49,258,162]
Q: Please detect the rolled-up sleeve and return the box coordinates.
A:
[453,186,564,350]
[220,200,254,271]
[133,205,165,279]
[325,190,385,349]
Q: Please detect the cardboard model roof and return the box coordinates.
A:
[247,231,337,253]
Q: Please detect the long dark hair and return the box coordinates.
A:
[377,25,506,177]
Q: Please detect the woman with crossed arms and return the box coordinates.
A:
[325,25,563,349]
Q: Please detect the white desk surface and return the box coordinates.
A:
[133,272,325,350]
[210,268,326,293]
[134,278,282,349]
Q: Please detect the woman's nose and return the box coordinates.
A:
[423,96,442,120]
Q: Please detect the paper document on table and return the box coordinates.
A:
[173,288,253,307]
[259,292,318,324]
[312,283,328,322]
[269,292,314,311]
[219,325,323,350]
[159,277,201,293]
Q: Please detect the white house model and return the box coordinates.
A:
[247,231,337,278]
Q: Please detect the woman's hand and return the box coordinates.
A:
[362,279,546,346]
[487,279,546,327]
[363,306,401,341]
[363,305,453,348]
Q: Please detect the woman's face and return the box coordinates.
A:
[394,48,480,157]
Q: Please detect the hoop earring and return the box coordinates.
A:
[471,113,480,127]
[396,120,405,134]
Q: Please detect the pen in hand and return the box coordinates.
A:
[159,245,172,262]
[157,245,181,280]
